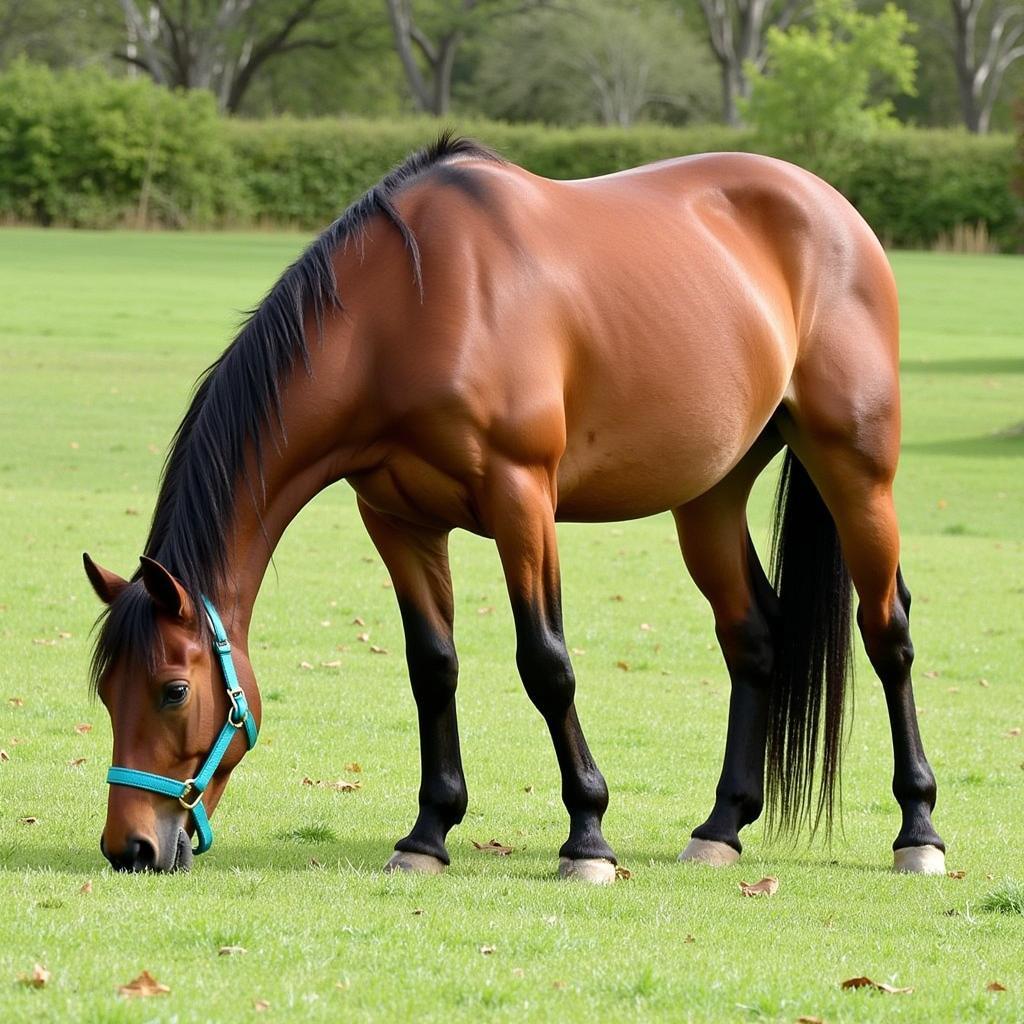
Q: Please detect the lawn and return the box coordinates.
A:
[1,230,1022,1022]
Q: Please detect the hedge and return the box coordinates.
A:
[1,62,1020,249]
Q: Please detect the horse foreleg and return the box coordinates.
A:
[358,499,467,875]
[485,461,617,883]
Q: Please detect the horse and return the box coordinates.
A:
[84,134,945,881]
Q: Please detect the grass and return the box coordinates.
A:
[1,230,1022,1022]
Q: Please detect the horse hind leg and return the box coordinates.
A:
[674,429,783,865]
[779,333,945,873]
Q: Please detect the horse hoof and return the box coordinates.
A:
[892,844,946,875]
[677,838,740,866]
[383,851,446,875]
[557,857,616,884]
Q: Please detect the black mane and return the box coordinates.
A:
[90,133,502,690]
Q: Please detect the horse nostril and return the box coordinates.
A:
[103,835,158,873]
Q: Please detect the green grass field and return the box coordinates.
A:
[1,230,1022,1022]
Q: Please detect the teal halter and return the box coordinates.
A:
[105,596,258,855]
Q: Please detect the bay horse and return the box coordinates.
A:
[85,134,945,880]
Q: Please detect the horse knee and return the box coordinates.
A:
[859,602,913,683]
[517,632,575,718]
[407,635,459,711]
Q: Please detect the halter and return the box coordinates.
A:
[105,596,258,855]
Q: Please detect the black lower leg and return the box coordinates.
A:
[692,592,775,853]
[863,568,944,852]
[393,602,468,863]
[514,600,616,864]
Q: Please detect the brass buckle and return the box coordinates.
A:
[227,688,248,728]
[178,779,202,810]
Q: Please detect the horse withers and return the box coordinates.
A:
[85,135,944,880]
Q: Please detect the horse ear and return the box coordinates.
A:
[139,556,194,622]
[83,553,128,605]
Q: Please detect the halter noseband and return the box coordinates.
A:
[105,596,258,855]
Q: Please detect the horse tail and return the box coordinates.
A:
[765,448,854,840]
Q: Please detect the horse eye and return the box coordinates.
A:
[162,682,189,707]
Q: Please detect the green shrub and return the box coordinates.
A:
[0,62,1019,249]
[0,60,247,227]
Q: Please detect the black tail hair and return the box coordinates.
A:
[766,449,853,839]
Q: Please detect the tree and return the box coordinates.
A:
[742,0,916,170]
[686,0,803,126]
[383,0,550,116]
[115,0,340,113]
[466,0,717,126]
[948,0,1024,132]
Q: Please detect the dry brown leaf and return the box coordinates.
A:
[472,839,513,856]
[684,934,696,944]
[299,660,314,670]
[978,678,990,687]
[369,645,388,655]
[1007,728,1021,737]
[479,945,496,956]
[19,816,38,825]
[351,616,365,626]
[32,638,57,647]
[57,631,72,640]
[616,660,630,671]
[74,723,92,734]
[254,999,271,1011]
[302,776,360,792]
[552,979,568,990]
[357,632,370,643]
[987,981,1007,992]
[412,908,424,916]
[841,976,912,994]
[796,1016,825,1023]
[614,865,632,880]
[218,946,247,956]
[321,660,342,668]
[17,963,50,988]
[477,606,494,615]
[610,594,624,602]
[117,970,170,998]
[0,749,9,763]
[640,623,651,631]
[68,757,87,768]
[344,762,362,773]
[523,785,534,793]
[740,876,779,897]
[125,508,140,516]
[947,870,966,879]
[80,880,93,894]
[8,697,24,707]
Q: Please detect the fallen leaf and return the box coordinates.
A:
[978,678,990,688]
[616,660,630,671]
[32,638,56,646]
[335,979,351,990]
[1007,728,1021,737]
[479,945,496,956]
[320,619,331,627]
[308,857,323,868]
[8,697,24,707]
[923,670,939,679]
[218,946,247,956]
[640,623,652,631]
[986,981,1007,992]
[615,865,632,880]
[125,508,139,516]
[19,817,38,825]
[472,839,513,856]
[321,660,342,668]
[17,963,50,988]
[254,999,271,1011]
[412,908,424,916]
[552,979,568,990]
[351,616,365,626]
[117,970,170,998]
[477,606,494,615]
[74,723,92,734]
[80,880,93,894]
[344,762,362,773]
[796,1017,825,1023]
[357,632,370,643]
[369,645,388,655]
[571,647,586,655]
[69,441,79,450]
[68,757,87,768]
[0,750,9,763]
[947,870,966,879]
[329,779,360,792]
[841,976,912,994]
[946,687,960,694]
[57,631,72,640]
[684,934,696,943]
[523,785,534,793]
[740,876,779,897]
[299,660,314,670]
[610,594,624,602]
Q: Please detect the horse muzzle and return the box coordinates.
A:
[101,827,194,873]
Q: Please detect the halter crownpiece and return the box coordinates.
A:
[105,596,258,855]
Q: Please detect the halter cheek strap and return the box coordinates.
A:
[105,596,258,855]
